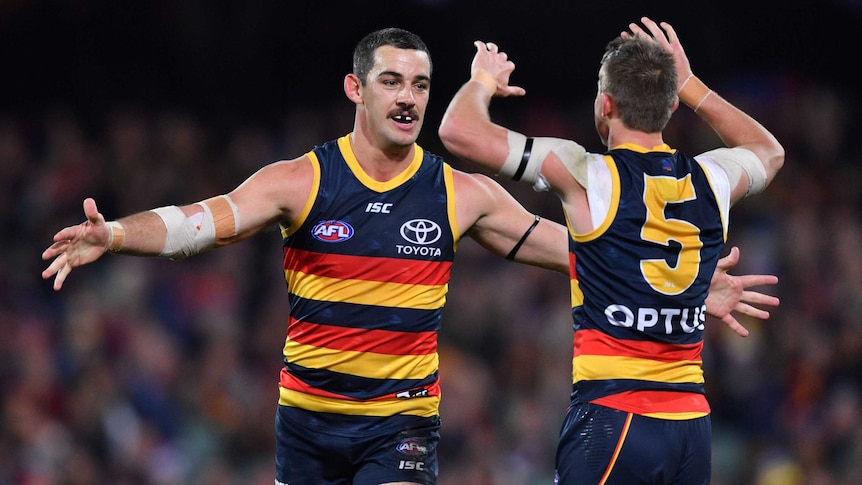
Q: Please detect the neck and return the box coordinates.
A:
[607,123,664,150]
[349,129,415,182]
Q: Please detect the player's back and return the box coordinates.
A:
[568,144,726,418]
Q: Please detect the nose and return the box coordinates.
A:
[396,85,415,106]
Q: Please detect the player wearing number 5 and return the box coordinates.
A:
[439,17,784,485]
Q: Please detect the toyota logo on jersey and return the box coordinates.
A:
[312,220,354,242]
[400,219,441,245]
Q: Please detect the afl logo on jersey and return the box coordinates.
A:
[397,438,428,456]
[400,219,441,245]
[312,220,354,242]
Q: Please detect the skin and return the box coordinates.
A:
[438,19,784,335]
[43,35,779,485]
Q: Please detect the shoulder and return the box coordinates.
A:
[450,169,507,201]
[252,154,316,183]
[230,154,317,215]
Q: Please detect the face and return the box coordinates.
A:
[355,45,431,149]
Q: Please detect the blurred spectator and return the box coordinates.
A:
[3,71,860,484]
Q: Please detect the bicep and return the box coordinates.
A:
[458,174,568,273]
[226,158,314,242]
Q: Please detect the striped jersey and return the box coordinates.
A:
[278,134,458,425]
[569,143,728,419]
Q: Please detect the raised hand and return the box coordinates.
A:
[42,198,111,291]
[470,40,526,97]
[705,246,780,337]
[623,16,693,92]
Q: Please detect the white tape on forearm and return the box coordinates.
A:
[151,205,207,259]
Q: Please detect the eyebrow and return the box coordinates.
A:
[378,70,431,82]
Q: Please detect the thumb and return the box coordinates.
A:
[716,246,740,271]
[83,198,104,225]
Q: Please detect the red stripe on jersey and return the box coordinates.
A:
[591,390,710,415]
[569,251,578,280]
[289,318,437,356]
[284,248,452,286]
[574,329,703,363]
[280,370,349,399]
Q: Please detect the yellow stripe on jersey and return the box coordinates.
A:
[570,277,583,308]
[570,154,621,242]
[278,387,440,417]
[285,269,447,310]
[572,354,704,385]
[340,135,424,193]
[281,151,322,238]
[443,164,460,249]
[642,411,708,420]
[284,339,439,380]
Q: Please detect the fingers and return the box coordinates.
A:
[626,17,677,47]
[734,302,771,320]
[639,17,663,38]
[715,246,740,271]
[53,264,70,291]
[660,21,680,45]
[720,314,749,337]
[735,274,779,289]
[626,22,647,38]
[740,289,780,308]
[471,40,525,98]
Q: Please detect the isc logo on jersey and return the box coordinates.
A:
[312,220,354,242]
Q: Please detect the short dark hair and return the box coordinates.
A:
[599,36,677,133]
[352,28,432,85]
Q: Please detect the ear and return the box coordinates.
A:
[600,92,615,118]
[671,95,680,113]
[344,73,363,104]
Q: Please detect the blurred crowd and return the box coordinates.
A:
[2,70,861,485]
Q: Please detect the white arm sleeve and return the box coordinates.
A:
[696,147,767,197]
[499,132,588,192]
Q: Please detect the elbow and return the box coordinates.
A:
[766,142,786,183]
[438,118,467,156]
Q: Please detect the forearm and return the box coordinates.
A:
[110,210,169,256]
[439,78,509,171]
[680,77,785,187]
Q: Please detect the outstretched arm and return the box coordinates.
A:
[626,17,785,203]
[42,156,314,291]
[705,246,780,337]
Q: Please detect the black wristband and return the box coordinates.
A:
[505,215,541,261]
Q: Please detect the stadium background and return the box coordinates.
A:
[2,1,860,483]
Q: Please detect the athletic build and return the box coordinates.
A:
[439,17,784,485]
[44,27,778,485]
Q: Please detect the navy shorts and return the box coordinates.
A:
[555,402,711,485]
[275,405,440,485]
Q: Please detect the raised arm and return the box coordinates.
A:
[438,41,524,175]
[42,156,314,290]
[627,17,785,203]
